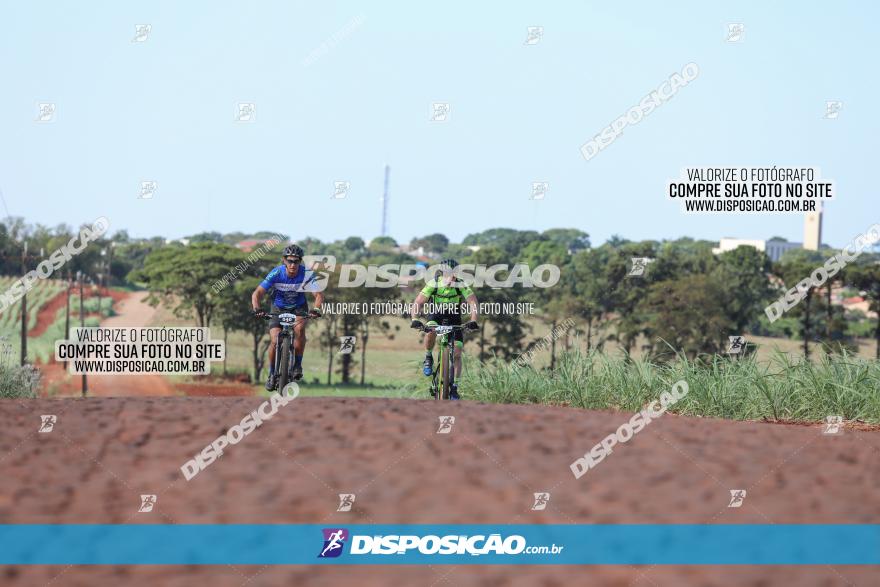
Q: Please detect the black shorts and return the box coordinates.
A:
[268,304,308,330]
[426,313,463,344]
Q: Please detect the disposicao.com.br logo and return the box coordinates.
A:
[318,528,563,558]
[306,257,561,289]
[318,528,349,558]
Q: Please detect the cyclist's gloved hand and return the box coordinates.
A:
[253,309,268,319]
[308,308,322,319]
[466,320,479,331]
[410,319,424,330]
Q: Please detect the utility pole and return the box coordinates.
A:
[380,165,390,237]
[96,271,102,317]
[20,241,27,366]
[107,243,113,288]
[78,271,87,397]
[64,270,71,371]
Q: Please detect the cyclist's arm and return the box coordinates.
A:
[411,292,428,319]
[311,291,324,311]
[465,293,478,322]
[253,269,278,311]
[251,285,268,312]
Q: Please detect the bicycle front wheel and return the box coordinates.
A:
[439,344,450,400]
[277,335,292,392]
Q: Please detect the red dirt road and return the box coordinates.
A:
[86,291,174,396]
[43,291,175,396]
[1,397,879,586]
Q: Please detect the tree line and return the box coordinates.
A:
[2,218,879,385]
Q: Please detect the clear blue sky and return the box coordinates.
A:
[0,1,876,248]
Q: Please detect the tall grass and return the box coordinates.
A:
[463,349,880,423]
[0,363,41,398]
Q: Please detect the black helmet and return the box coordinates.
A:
[283,244,304,258]
[439,258,458,270]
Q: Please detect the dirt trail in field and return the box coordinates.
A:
[1,397,879,586]
[98,291,154,329]
[38,291,257,397]
[29,290,67,337]
[83,291,174,397]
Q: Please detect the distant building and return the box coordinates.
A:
[765,238,804,261]
[400,244,434,258]
[712,209,824,262]
[235,238,281,253]
[842,296,877,319]
[713,237,766,255]
[712,237,801,262]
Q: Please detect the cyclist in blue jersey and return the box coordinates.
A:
[251,244,324,390]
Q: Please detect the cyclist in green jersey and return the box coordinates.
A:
[410,258,479,399]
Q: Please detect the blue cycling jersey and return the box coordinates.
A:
[260,265,320,308]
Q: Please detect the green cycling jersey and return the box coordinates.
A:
[420,278,474,305]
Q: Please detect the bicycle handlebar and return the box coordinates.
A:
[420,324,468,333]
[255,309,320,320]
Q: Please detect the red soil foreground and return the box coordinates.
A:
[1,397,879,586]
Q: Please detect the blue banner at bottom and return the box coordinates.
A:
[1,524,878,565]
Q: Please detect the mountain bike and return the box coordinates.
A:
[258,308,319,391]
[421,323,467,400]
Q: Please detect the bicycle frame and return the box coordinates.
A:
[424,324,465,400]
[260,309,315,391]
[273,313,298,390]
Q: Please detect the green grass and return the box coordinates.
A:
[180,321,429,388]
[463,349,880,423]
[255,380,428,399]
[147,298,880,422]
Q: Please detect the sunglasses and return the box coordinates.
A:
[284,257,302,265]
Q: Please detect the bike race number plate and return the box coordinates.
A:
[433,326,455,335]
[278,313,297,324]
